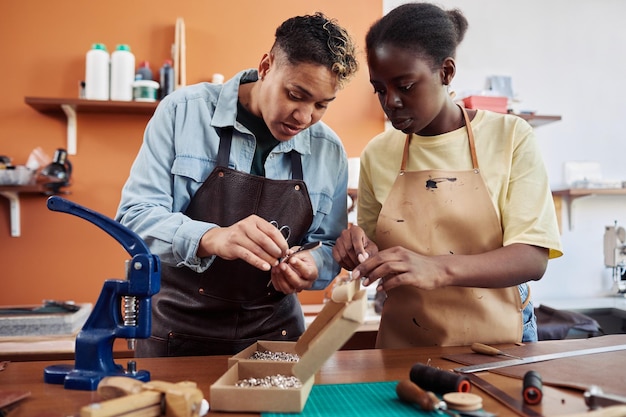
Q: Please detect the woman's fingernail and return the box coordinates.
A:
[362,278,370,286]
[357,253,368,263]
[351,269,360,280]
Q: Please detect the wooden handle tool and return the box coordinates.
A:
[471,342,523,360]
[396,380,459,416]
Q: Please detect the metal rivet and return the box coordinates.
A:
[294,184,300,191]
[218,171,224,178]
[199,288,204,294]
[281,329,287,336]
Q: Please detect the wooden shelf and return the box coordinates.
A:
[24,97,157,155]
[0,184,49,237]
[552,188,626,231]
[516,113,562,128]
[25,97,158,115]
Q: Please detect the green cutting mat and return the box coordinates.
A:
[262,380,438,417]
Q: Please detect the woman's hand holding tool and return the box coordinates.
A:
[471,342,523,360]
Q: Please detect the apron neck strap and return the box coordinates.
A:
[401,106,479,171]
[217,127,233,168]
[217,127,304,180]
[461,106,479,170]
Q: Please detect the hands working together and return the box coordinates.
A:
[198,215,319,294]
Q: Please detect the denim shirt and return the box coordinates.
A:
[116,69,348,289]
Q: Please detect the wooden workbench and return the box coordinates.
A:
[3,335,622,417]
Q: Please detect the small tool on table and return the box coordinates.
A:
[522,370,543,405]
[584,385,626,409]
[396,379,459,417]
[471,342,523,360]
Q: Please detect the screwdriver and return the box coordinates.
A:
[396,380,459,417]
[471,342,523,360]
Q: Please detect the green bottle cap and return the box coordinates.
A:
[92,43,107,51]
[115,44,131,51]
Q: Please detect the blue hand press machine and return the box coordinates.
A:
[43,196,161,390]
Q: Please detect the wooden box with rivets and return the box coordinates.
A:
[210,280,366,412]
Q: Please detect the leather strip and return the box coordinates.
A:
[460,106,479,170]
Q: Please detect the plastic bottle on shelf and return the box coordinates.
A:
[159,59,175,99]
[110,44,135,101]
[84,43,109,100]
[135,61,153,81]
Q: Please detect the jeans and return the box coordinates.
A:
[520,283,538,342]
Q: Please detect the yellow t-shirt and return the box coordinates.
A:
[358,110,563,259]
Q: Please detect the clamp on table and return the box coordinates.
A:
[43,196,161,391]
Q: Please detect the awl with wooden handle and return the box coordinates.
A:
[396,380,459,417]
[471,343,523,360]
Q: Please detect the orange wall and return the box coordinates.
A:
[0,1,383,306]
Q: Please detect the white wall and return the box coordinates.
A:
[383,0,626,302]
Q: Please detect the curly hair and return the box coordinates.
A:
[365,2,468,70]
[273,12,359,89]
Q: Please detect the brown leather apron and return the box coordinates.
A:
[375,108,522,348]
[136,128,314,357]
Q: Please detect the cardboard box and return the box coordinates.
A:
[210,280,367,413]
[462,95,508,113]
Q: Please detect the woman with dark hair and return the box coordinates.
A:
[333,3,562,348]
[117,13,359,356]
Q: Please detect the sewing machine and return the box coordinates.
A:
[603,222,626,294]
[43,196,161,390]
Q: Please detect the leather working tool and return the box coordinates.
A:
[522,370,543,405]
[584,385,626,409]
[471,342,523,360]
[42,196,161,391]
[396,380,495,417]
[266,240,322,287]
[80,376,208,417]
[455,343,626,373]
[410,362,471,394]
[396,379,459,417]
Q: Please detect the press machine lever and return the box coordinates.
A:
[43,196,161,391]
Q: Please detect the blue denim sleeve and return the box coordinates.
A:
[115,94,215,272]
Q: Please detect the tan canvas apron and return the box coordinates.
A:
[375,108,523,348]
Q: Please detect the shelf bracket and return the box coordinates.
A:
[0,191,21,237]
[61,104,77,155]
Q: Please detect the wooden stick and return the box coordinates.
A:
[173,17,181,90]
[80,391,161,417]
[179,17,186,88]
